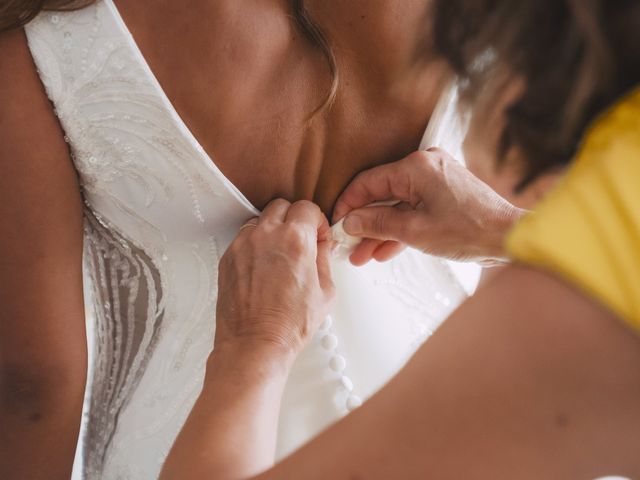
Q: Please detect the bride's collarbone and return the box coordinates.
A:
[113,0,440,212]
[176,82,433,214]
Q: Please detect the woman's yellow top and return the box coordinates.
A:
[507,87,640,332]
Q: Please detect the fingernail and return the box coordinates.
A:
[343,215,362,235]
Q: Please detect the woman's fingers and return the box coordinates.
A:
[217,199,336,357]
[285,200,331,241]
[260,198,291,224]
[333,166,397,222]
[372,240,405,262]
[238,217,260,237]
[333,148,520,263]
[348,239,405,266]
[285,200,334,305]
[349,238,382,266]
[281,200,334,304]
[284,201,334,301]
[342,205,419,244]
[367,202,412,262]
[332,152,426,223]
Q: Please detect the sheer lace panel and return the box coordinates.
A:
[82,206,165,475]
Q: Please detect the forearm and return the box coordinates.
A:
[161,199,334,479]
[161,344,293,480]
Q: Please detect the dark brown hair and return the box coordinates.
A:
[434,0,640,189]
[1,0,338,114]
[0,0,91,30]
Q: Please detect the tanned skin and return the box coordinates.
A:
[113,0,451,213]
[162,153,640,479]
[0,28,87,480]
[0,0,452,477]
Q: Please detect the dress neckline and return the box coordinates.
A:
[104,0,260,216]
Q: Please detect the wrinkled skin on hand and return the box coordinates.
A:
[215,199,335,359]
[333,148,525,266]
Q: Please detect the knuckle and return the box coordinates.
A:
[352,169,368,183]
[258,220,276,235]
[293,199,318,211]
[410,149,432,165]
[352,169,375,190]
[267,198,291,209]
[284,227,309,256]
[413,149,447,176]
[403,151,434,177]
[426,147,454,168]
[426,146,446,156]
[293,200,323,222]
[225,239,244,261]
[372,211,389,234]
[427,148,450,167]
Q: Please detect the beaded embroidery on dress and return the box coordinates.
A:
[25,2,470,478]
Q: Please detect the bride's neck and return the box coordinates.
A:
[305,0,438,85]
[289,0,450,213]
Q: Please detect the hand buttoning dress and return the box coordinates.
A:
[25,2,473,478]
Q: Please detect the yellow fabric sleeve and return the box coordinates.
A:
[507,87,640,331]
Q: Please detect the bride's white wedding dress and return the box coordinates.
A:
[25,2,471,478]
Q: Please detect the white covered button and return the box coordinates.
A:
[321,333,338,351]
[341,376,354,392]
[346,394,363,411]
[329,355,346,372]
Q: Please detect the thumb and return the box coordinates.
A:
[342,206,418,243]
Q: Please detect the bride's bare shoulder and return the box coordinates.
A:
[0,27,60,143]
[0,27,36,101]
[0,27,75,183]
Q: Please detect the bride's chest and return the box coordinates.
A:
[117,2,440,213]
[29,0,439,238]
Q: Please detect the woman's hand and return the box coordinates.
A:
[333,148,526,265]
[215,199,335,363]
[162,200,334,480]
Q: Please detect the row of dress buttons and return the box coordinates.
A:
[319,315,362,412]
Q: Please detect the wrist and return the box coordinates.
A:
[206,340,295,384]
[479,205,526,264]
